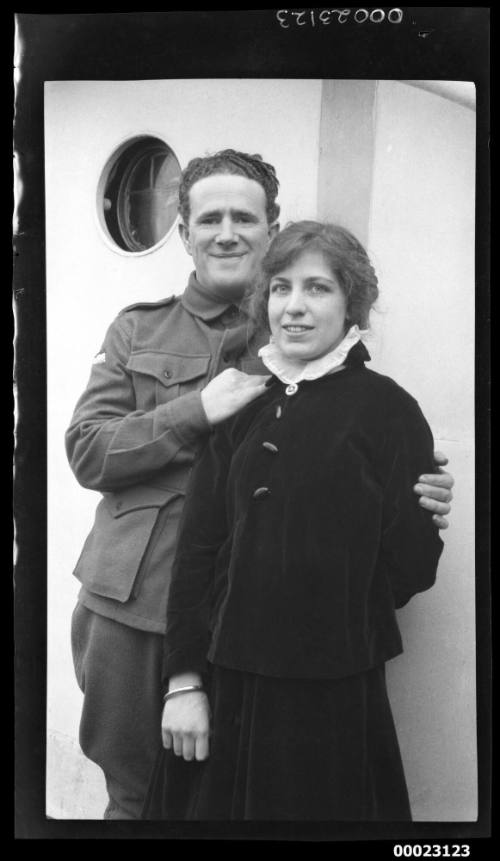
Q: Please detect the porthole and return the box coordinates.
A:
[98,136,181,253]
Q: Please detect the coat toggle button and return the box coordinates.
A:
[164,370,172,379]
[285,383,298,396]
[253,487,271,499]
[262,441,278,453]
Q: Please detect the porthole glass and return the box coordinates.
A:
[100,137,181,253]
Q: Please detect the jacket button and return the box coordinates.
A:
[262,441,278,454]
[275,405,282,419]
[164,370,172,378]
[253,487,271,499]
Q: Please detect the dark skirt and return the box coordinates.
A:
[142,663,411,821]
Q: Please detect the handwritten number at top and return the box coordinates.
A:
[276,8,404,29]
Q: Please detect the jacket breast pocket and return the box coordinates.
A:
[73,484,183,603]
[126,350,211,409]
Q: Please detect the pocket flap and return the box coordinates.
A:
[104,484,182,518]
[127,351,210,387]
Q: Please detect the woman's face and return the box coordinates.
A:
[267,249,348,362]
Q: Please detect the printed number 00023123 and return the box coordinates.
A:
[393,847,471,858]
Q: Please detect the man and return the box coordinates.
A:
[66,149,453,819]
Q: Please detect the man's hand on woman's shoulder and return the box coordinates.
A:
[201,369,270,425]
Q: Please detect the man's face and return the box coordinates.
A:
[179,174,279,298]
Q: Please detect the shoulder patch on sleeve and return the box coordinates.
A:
[119,295,177,315]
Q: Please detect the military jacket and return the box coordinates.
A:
[65,273,268,632]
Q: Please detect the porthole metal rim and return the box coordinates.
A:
[95,133,182,258]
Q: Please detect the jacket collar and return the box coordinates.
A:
[181,272,243,321]
[344,338,371,366]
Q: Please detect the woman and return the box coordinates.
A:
[143,221,444,821]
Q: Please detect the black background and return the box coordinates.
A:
[13,7,490,843]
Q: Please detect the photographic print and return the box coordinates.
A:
[14,9,489,843]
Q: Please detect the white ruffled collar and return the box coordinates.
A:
[258,325,368,385]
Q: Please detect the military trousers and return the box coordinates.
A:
[71,602,164,819]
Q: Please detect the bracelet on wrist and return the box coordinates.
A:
[163,684,204,703]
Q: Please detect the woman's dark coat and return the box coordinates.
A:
[163,342,444,684]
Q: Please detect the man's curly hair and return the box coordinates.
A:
[178,149,280,225]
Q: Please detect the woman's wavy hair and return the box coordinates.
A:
[250,221,379,333]
[178,149,280,225]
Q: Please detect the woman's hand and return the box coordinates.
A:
[161,690,211,761]
[413,450,454,530]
